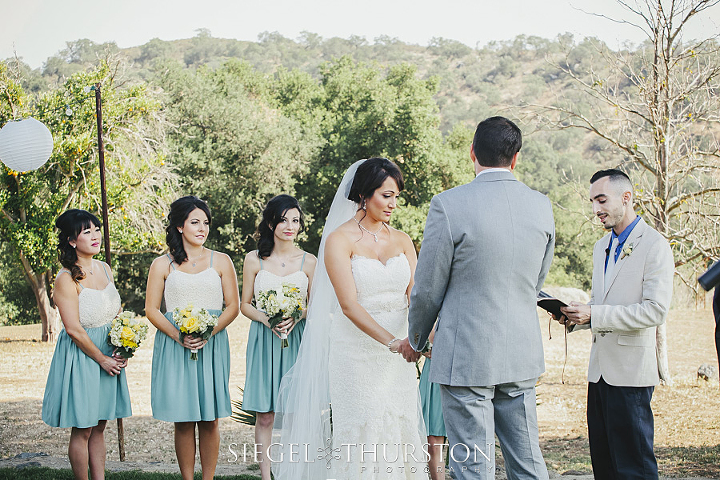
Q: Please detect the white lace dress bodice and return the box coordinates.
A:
[328,254,427,479]
[78,283,122,329]
[254,269,309,307]
[164,268,223,312]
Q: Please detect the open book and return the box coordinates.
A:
[537,290,567,319]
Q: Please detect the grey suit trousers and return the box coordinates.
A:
[440,379,549,480]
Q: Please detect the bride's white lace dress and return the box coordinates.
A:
[328,253,427,479]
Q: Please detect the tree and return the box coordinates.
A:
[0,60,174,339]
[157,59,321,258]
[294,57,468,250]
[531,0,720,289]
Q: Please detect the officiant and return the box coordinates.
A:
[558,169,674,480]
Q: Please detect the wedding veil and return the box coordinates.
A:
[271,159,366,479]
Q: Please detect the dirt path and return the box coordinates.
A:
[1,308,718,477]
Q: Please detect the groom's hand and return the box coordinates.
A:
[396,338,421,363]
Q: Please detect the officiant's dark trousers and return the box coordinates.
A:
[587,377,658,480]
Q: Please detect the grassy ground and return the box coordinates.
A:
[1,307,718,477]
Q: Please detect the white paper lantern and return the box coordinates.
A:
[0,117,54,172]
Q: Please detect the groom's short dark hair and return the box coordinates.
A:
[472,116,522,168]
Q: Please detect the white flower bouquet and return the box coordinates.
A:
[107,310,149,359]
[172,304,218,360]
[256,282,304,348]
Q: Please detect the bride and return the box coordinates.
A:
[272,158,427,479]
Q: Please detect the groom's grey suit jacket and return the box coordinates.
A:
[408,170,555,387]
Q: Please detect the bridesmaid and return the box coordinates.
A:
[419,326,446,480]
[145,196,239,480]
[241,194,316,480]
[42,209,131,480]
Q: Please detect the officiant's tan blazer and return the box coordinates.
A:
[584,217,674,387]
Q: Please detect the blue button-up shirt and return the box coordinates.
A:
[604,215,641,272]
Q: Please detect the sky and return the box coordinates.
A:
[2,0,719,69]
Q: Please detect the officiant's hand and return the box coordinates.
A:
[395,338,421,363]
[560,302,591,325]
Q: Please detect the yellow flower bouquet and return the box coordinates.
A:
[107,310,149,359]
[172,304,218,360]
[256,282,304,348]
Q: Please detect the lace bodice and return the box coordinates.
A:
[351,254,410,314]
[78,283,122,329]
[165,268,224,312]
[253,270,309,307]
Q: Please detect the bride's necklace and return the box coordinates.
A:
[354,217,385,243]
[187,247,206,267]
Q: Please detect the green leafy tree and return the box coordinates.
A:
[157,59,321,259]
[0,60,174,339]
[296,57,466,250]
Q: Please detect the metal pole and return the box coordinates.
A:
[94,83,126,462]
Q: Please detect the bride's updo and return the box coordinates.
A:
[56,209,103,283]
[347,157,404,206]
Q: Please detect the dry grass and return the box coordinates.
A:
[537,307,720,476]
[0,308,718,476]
[0,319,255,467]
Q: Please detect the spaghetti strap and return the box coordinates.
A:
[56,269,70,281]
[56,269,84,290]
[166,253,176,270]
[101,262,112,282]
[210,250,214,267]
[300,252,307,271]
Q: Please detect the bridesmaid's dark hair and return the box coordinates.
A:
[347,157,404,206]
[166,196,212,265]
[55,209,103,283]
[256,194,305,260]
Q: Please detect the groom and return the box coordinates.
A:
[404,116,555,479]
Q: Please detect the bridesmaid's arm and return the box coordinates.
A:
[145,256,183,344]
[212,252,240,334]
[239,251,276,332]
[54,273,124,375]
[325,230,397,348]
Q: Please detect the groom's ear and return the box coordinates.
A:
[470,144,477,164]
[509,151,519,170]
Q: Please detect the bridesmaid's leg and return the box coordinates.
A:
[427,435,446,480]
[175,422,197,480]
[68,426,92,480]
[255,412,275,480]
[87,420,107,480]
[197,419,220,480]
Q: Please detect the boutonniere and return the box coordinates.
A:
[620,243,634,259]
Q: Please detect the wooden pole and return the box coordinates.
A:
[95,83,126,462]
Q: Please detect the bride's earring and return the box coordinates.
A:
[179,229,183,234]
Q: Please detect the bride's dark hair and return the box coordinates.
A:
[347,157,404,207]
[55,209,103,283]
[256,194,305,260]
[166,196,212,265]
